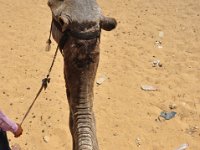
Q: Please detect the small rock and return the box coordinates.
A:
[175,143,189,150]
[155,40,163,48]
[160,111,176,120]
[43,136,50,143]
[152,60,162,67]
[96,75,107,85]
[135,137,141,147]
[141,85,158,91]
[113,133,118,136]
[169,103,177,109]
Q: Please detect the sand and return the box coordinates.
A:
[0,0,200,149]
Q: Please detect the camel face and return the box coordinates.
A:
[47,0,117,150]
[48,0,102,32]
[48,0,117,33]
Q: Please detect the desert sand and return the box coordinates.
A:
[0,0,200,149]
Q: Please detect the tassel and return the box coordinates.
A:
[45,39,51,51]
[45,19,53,52]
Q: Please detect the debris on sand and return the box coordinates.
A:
[11,143,21,150]
[185,126,199,135]
[155,40,163,49]
[175,143,189,150]
[155,31,164,49]
[152,60,162,67]
[141,85,158,91]
[159,31,164,38]
[43,136,50,143]
[160,111,177,120]
[135,137,142,147]
[169,103,177,110]
[96,75,107,85]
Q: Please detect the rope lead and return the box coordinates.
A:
[20,19,59,126]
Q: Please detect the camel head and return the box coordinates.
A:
[47,1,117,150]
[47,0,117,34]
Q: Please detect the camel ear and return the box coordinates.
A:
[100,16,117,31]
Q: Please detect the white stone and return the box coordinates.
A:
[96,75,107,85]
[43,136,50,143]
[141,85,158,91]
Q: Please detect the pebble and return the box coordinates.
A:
[43,136,50,143]
[160,111,177,120]
[169,103,177,109]
[141,85,158,91]
[96,75,107,85]
[113,133,118,136]
[176,143,189,150]
[155,41,163,49]
[152,60,162,67]
[135,137,142,147]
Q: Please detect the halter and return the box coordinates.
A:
[53,18,100,39]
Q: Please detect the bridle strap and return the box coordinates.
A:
[53,18,100,41]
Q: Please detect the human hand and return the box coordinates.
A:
[14,124,23,138]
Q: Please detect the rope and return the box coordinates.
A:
[20,18,101,126]
[20,45,59,126]
[46,20,53,51]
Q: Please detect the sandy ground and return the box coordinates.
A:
[0,0,200,149]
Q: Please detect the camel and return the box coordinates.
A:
[47,0,117,149]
